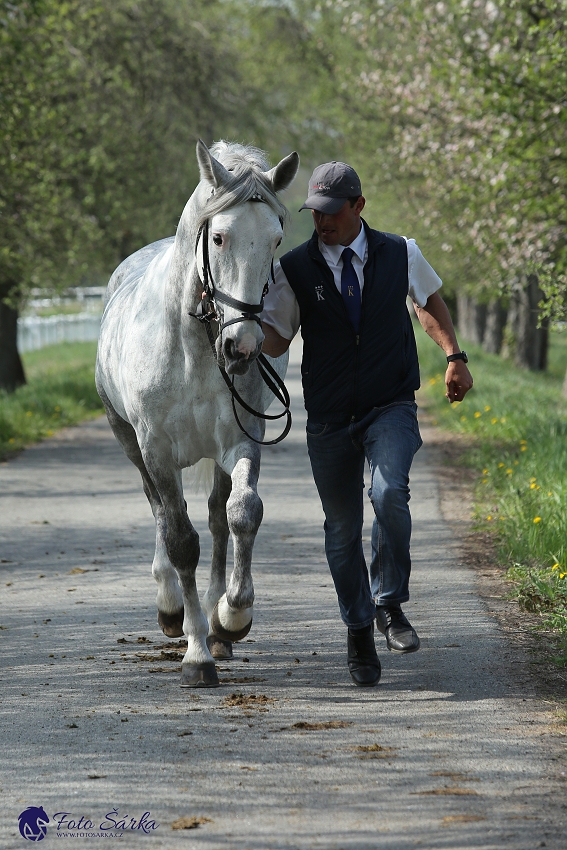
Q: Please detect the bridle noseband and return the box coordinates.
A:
[189,216,292,446]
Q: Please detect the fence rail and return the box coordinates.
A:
[18,313,102,354]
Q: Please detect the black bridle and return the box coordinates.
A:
[189,218,292,446]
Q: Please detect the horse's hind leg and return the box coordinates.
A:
[202,464,233,660]
[211,451,262,643]
[98,389,184,637]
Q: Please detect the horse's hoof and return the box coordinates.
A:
[180,662,219,688]
[207,634,233,660]
[157,609,184,638]
[210,602,252,642]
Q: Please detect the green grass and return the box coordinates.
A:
[0,341,104,461]
[416,324,567,640]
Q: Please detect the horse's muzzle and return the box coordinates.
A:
[222,337,263,375]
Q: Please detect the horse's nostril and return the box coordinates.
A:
[223,338,239,361]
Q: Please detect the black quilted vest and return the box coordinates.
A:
[279,221,420,422]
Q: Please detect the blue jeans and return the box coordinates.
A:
[306,402,423,629]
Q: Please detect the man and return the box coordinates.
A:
[261,161,473,687]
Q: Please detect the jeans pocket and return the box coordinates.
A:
[306,421,328,438]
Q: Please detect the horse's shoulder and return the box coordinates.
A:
[105,237,175,303]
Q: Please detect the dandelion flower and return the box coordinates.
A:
[530,483,537,490]
[552,564,560,571]
[474,411,482,418]
[561,574,566,580]
[482,479,488,484]
[486,515,492,521]
[491,418,498,424]
[484,405,491,412]
[548,491,553,497]
[500,417,506,423]
[506,468,513,475]
[533,517,541,523]
[498,462,505,468]
[482,469,488,475]
[521,446,528,451]
[520,440,527,445]
[460,415,467,422]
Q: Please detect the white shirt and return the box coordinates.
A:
[262,229,442,341]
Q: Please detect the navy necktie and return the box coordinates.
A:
[341,247,361,332]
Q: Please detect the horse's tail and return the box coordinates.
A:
[183,458,216,496]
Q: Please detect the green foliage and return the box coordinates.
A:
[0,341,103,459]
[0,0,248,307]
[417,322,567,634]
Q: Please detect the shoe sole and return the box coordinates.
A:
[386,639,420,654]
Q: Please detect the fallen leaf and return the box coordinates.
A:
[441,815,486,826]
[289,721,352,731]
[221,693,275,710]
[412,788,479,796]
[171,816,212,830]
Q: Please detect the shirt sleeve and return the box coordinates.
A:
[405,238,442,307]
[261,260,301,341]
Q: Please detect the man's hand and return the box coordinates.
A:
[445,359,473,403]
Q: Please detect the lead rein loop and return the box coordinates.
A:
[189,218,292,446]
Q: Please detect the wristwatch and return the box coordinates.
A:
[446,351,468,364]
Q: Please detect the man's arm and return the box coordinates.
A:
[261,322,292,357]
[413,291,473,403]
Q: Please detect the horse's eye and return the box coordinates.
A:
[212,234,223,247]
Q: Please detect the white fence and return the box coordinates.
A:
[18,313,102,354]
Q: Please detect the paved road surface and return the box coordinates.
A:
[1,340,565,849]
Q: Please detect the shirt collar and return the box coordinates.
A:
[319,223,368,265]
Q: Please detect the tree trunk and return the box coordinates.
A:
[482,298,507,354]
[0,299,26,392]
[456,294,487,345]
[512,273,548,371]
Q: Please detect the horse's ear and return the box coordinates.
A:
[264,151,300,193]
[196,139,232,189]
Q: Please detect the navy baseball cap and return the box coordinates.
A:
[299,161,362,214]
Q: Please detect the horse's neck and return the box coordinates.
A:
[161,190,212,364]
[168,192,203,314]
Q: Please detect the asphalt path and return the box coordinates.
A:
[1,339,566,849]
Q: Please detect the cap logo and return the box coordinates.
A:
[312,183,330,191]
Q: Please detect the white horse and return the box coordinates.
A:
[96,140,299,687]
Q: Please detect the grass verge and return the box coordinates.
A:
[416,324,567,644]
[0,341,104,461]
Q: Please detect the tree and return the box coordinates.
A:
[0,0,246,391]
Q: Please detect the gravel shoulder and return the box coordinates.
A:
[1,339,566,849]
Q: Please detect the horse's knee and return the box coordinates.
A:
[164,523,200,573]
[226,488,263,536]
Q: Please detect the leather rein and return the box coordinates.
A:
[189,218,292,446]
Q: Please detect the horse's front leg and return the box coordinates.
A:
[202,464,233,659]
[144,454,218,688]
[211,451,262,643]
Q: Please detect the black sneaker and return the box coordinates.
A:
[347,623,382,686]
[376,605,420,653]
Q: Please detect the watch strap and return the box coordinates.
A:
[446,351,468,364]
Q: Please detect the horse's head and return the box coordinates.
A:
[194,140,299,375]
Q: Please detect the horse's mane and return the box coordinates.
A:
[196,141,290,231]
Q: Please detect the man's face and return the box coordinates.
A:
[311,196,366,246]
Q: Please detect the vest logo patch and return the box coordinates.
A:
[315,285,325,301]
